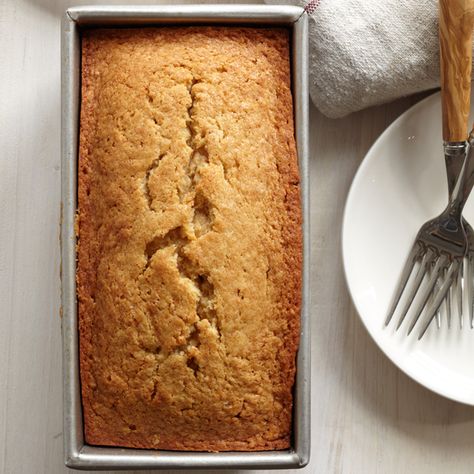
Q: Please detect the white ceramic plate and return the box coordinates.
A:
[342,91,474,405]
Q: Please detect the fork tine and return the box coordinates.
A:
[455,262,463,328]
[418,260,460,339]
[396,248,435,330]
[406,254,448,336]
[468,253,474,328]
[446,267,452,328]
[385,243,422,326]
[428,263,442,328]
[435,273,442,328]
[442,295,448,326]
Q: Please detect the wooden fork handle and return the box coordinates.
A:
[439,0,474,142]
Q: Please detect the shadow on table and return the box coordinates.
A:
[332,229,474,443]
[350,306,474,414]
[344,306,474,436]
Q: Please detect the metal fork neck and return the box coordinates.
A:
[444,136,474,216]
[444,141,466,200]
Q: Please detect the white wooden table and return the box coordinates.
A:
[3,0,474,472]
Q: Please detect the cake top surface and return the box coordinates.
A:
[77,27,301,451]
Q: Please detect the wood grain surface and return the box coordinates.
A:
[2,0,474,473]
[439,0,474,141]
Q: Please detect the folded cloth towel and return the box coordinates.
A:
[267,0,439,118]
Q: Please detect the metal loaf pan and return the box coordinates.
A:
[61,4,309,470]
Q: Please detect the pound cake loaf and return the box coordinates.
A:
[77,27,301,452]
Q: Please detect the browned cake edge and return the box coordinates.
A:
[77,27,302,452]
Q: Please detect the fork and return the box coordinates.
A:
[384,146,471,337]
[384,0,474,337]
[416,139,474,339]
[423,0,474,333]
[443,141,474,330]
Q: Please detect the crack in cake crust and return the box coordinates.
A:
[143,154,165,209]
[142,77,219,362]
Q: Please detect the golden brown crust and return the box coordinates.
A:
[77,27,301,452]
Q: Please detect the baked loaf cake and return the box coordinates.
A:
[78,27,301,452]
